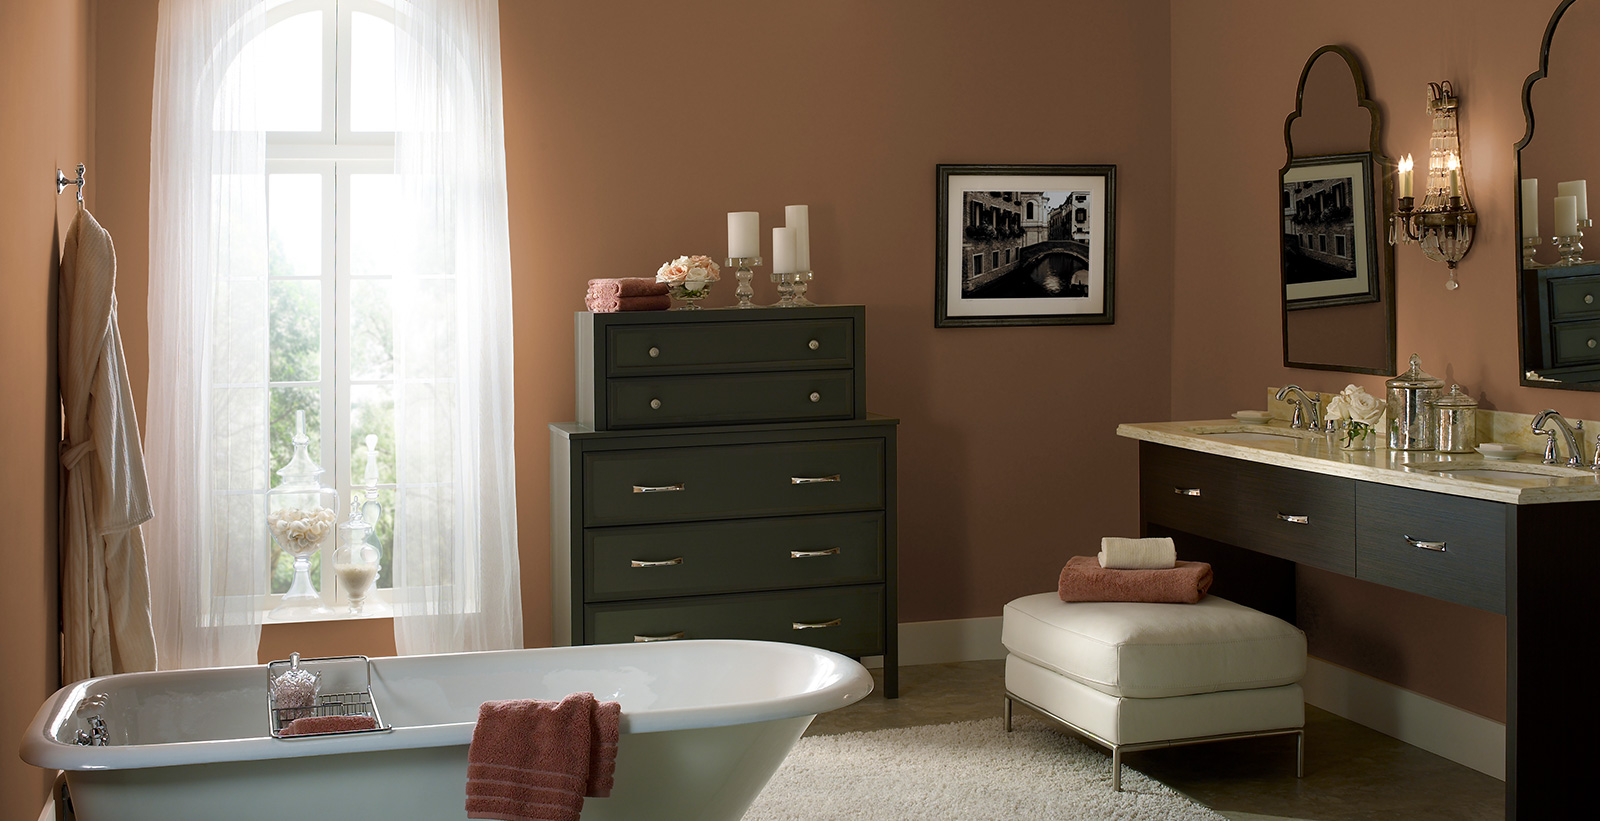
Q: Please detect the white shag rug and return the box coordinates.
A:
[743,716,1227,820]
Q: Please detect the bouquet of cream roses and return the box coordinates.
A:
[1324,384,1385,447]
[655,255,721,290]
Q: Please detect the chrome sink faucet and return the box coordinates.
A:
[1275,385,1322,430]
[1531,409,1585,467]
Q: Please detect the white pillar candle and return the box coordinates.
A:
[785,204,810,272]
[1559,180,1588,222]
[728,211,760,259]
[1399,155,1413,199]
[1522,179,1539,239]
[773,227,796,274]
[1556,195,1578,237]
[1447,154,1460,198]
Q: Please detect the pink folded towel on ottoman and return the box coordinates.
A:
[587,277,669,298]
[466,692,622,821]
[280,714,379,736]
[1058,555,1213,604]
[584,293,671,313]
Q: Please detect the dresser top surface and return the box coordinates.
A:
[1119,420,1600,505]
[579,305,865,326]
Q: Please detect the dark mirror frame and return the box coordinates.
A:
[1280,44,1397,376]
[1514,0,1600,391]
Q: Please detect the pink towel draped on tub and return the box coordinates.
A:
[466,692,622,821]
[1058,555,1214,604]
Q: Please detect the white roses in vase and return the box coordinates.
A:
[1324,384,1385,448]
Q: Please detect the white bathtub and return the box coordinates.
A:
[21,639,873,821]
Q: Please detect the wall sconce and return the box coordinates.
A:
[1390,81,1476,289]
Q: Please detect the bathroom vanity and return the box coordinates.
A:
[1119,420,1600,820]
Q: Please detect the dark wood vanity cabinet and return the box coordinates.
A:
[1522,262,1600,382]
[1137,441,1600,819]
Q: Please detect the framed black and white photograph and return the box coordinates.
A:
[1280,153,1380,309]
[935,164,1116,327]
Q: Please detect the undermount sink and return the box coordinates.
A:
[1185,425,1316,447]
[1198,431,1305,443]
[1407,459,1600,486]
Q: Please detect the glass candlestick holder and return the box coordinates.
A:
[725,256,762,309]
[790,270,817,307]
[1554,233,1586,266]
[1522,236,1544,269]
[771,272,801,308]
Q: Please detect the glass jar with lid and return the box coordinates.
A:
[1431,384,1479,453]
[334,493,382,615]
[267,410,335,619]
[1386,354,1445,450]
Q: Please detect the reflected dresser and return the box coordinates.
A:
[551,306,899,697]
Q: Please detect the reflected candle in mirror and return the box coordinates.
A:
[1559,180,1588,223]
[1557,195,1579,237]
[1523,179,1539,238]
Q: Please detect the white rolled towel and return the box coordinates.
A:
[1097,537,1177,569]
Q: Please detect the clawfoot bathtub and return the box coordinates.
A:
[21,639,872,820]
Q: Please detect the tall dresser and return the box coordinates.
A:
[550,306,899,697]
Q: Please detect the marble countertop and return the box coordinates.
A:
[1118,420,1600,505]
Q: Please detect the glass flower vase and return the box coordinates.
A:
[668,280,713,310]
[267,411,335,619]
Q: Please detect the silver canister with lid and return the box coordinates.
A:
[1431,384,1478,453]
[1386,353,1445,450]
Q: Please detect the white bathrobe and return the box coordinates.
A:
[60,206,158,682]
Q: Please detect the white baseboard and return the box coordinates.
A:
[888,617,1505,780]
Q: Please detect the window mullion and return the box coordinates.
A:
[330,160,352,607]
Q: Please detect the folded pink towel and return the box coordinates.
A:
[587,277,669,298]
[280,714,378,736]
[465,693,622,821]
[1058,555,1213,604]
[585,293,671,313]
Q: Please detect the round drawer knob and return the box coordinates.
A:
[809,392,821,403]
[1589,340,1597,350]
[650,398,662,409]
[648,346,660,358]
[1586,294,1595,305]
[808,339,820,350]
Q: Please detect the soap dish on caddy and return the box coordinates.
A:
[267,653,392,739]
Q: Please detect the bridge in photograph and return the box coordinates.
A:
[1018,239,1089,269]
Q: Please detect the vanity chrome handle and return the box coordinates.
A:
[649,398,662,409]
[1405,535,1447,552]
[648,346,661,358]
[631,557,684,568]
[792,474,841,484]
[808,339,820,350]
[809,391,821,403]
[1174,487,1202,496]
[633,631,685,642]
[1276,513,1310,525]
[632,483,685,493]
[791,548,840,559]
[792,619,842,630]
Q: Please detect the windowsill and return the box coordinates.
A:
[261,602,395,624]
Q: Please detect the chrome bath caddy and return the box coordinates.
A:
[266,653,392,739]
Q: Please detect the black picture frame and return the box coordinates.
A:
[934,164,1116,327]
[1280,152,1381,310]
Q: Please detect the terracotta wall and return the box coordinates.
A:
[1170,0,1565,721]
[0,0,92,816]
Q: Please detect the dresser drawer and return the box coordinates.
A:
[586,586,885,657]
[1551,319,1600,366]
[1355,484,1507,613]
[607,318,855,376]
[583,438,885,526]
[606,370,854,429]
[1227,459,1356,575]
[584,512,885,601]
[1140,444,1240,545]
[1547,273,1600,321]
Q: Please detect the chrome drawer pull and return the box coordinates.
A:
[792,474,841,484]
[809,391,821,403]
[1405,535,1448,552]
[1277,513,1310,525]
[631,557,684,568]
[649,398,662,409]
[633,631,685,642]
[792,619,842,630]
[648,346,661,358]
[790,548,840,559]
[808,339,820,350]
[1174,487,1201,496]
[632,483,685,493]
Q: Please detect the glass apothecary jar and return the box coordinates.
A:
[267,411,335,619]
[334,494,382,615]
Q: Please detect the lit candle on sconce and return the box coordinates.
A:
[1398,155,1414,199]
[1558,180,1588,224]
[1522,179,1539,239]
[1447,153,1461,198]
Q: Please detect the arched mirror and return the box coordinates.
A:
[1516,0,1600,390]
[1280,45,1397,375]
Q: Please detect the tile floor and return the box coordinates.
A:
[806,660,1505,821]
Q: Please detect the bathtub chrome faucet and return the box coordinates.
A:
[1532,409,1585,467]
[1275,385,1321,430]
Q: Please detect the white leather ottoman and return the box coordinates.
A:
[1002,592,1307,790]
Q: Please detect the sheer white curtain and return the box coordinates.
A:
[146,0,271,669]
[390,0,521,654]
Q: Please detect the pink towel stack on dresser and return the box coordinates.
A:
[465,692,622,821]
[585,277,670,313]
[1058,555,1213,604]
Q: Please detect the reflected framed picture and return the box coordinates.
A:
[1281,153,1380,309]
[934,164,1116,327]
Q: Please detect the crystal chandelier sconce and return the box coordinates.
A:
[1390,81,1477,289]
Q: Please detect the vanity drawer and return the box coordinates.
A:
[586,585,885,657]
[1226,462,1356,575]
[1550,319,1600,366]
[1355,484,1507,613]
[584,512,885,601]
[583,438,886,526]
[1546,273,1600,321]
[606,370,854,429]
[1139,445,1241,545]
[606,317,855,376]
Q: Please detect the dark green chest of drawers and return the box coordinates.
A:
[553,307,898,697]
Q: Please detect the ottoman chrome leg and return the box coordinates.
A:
[1003,696,1013,732]
[1111,746,1123,792]
[1296,729,1305,778]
